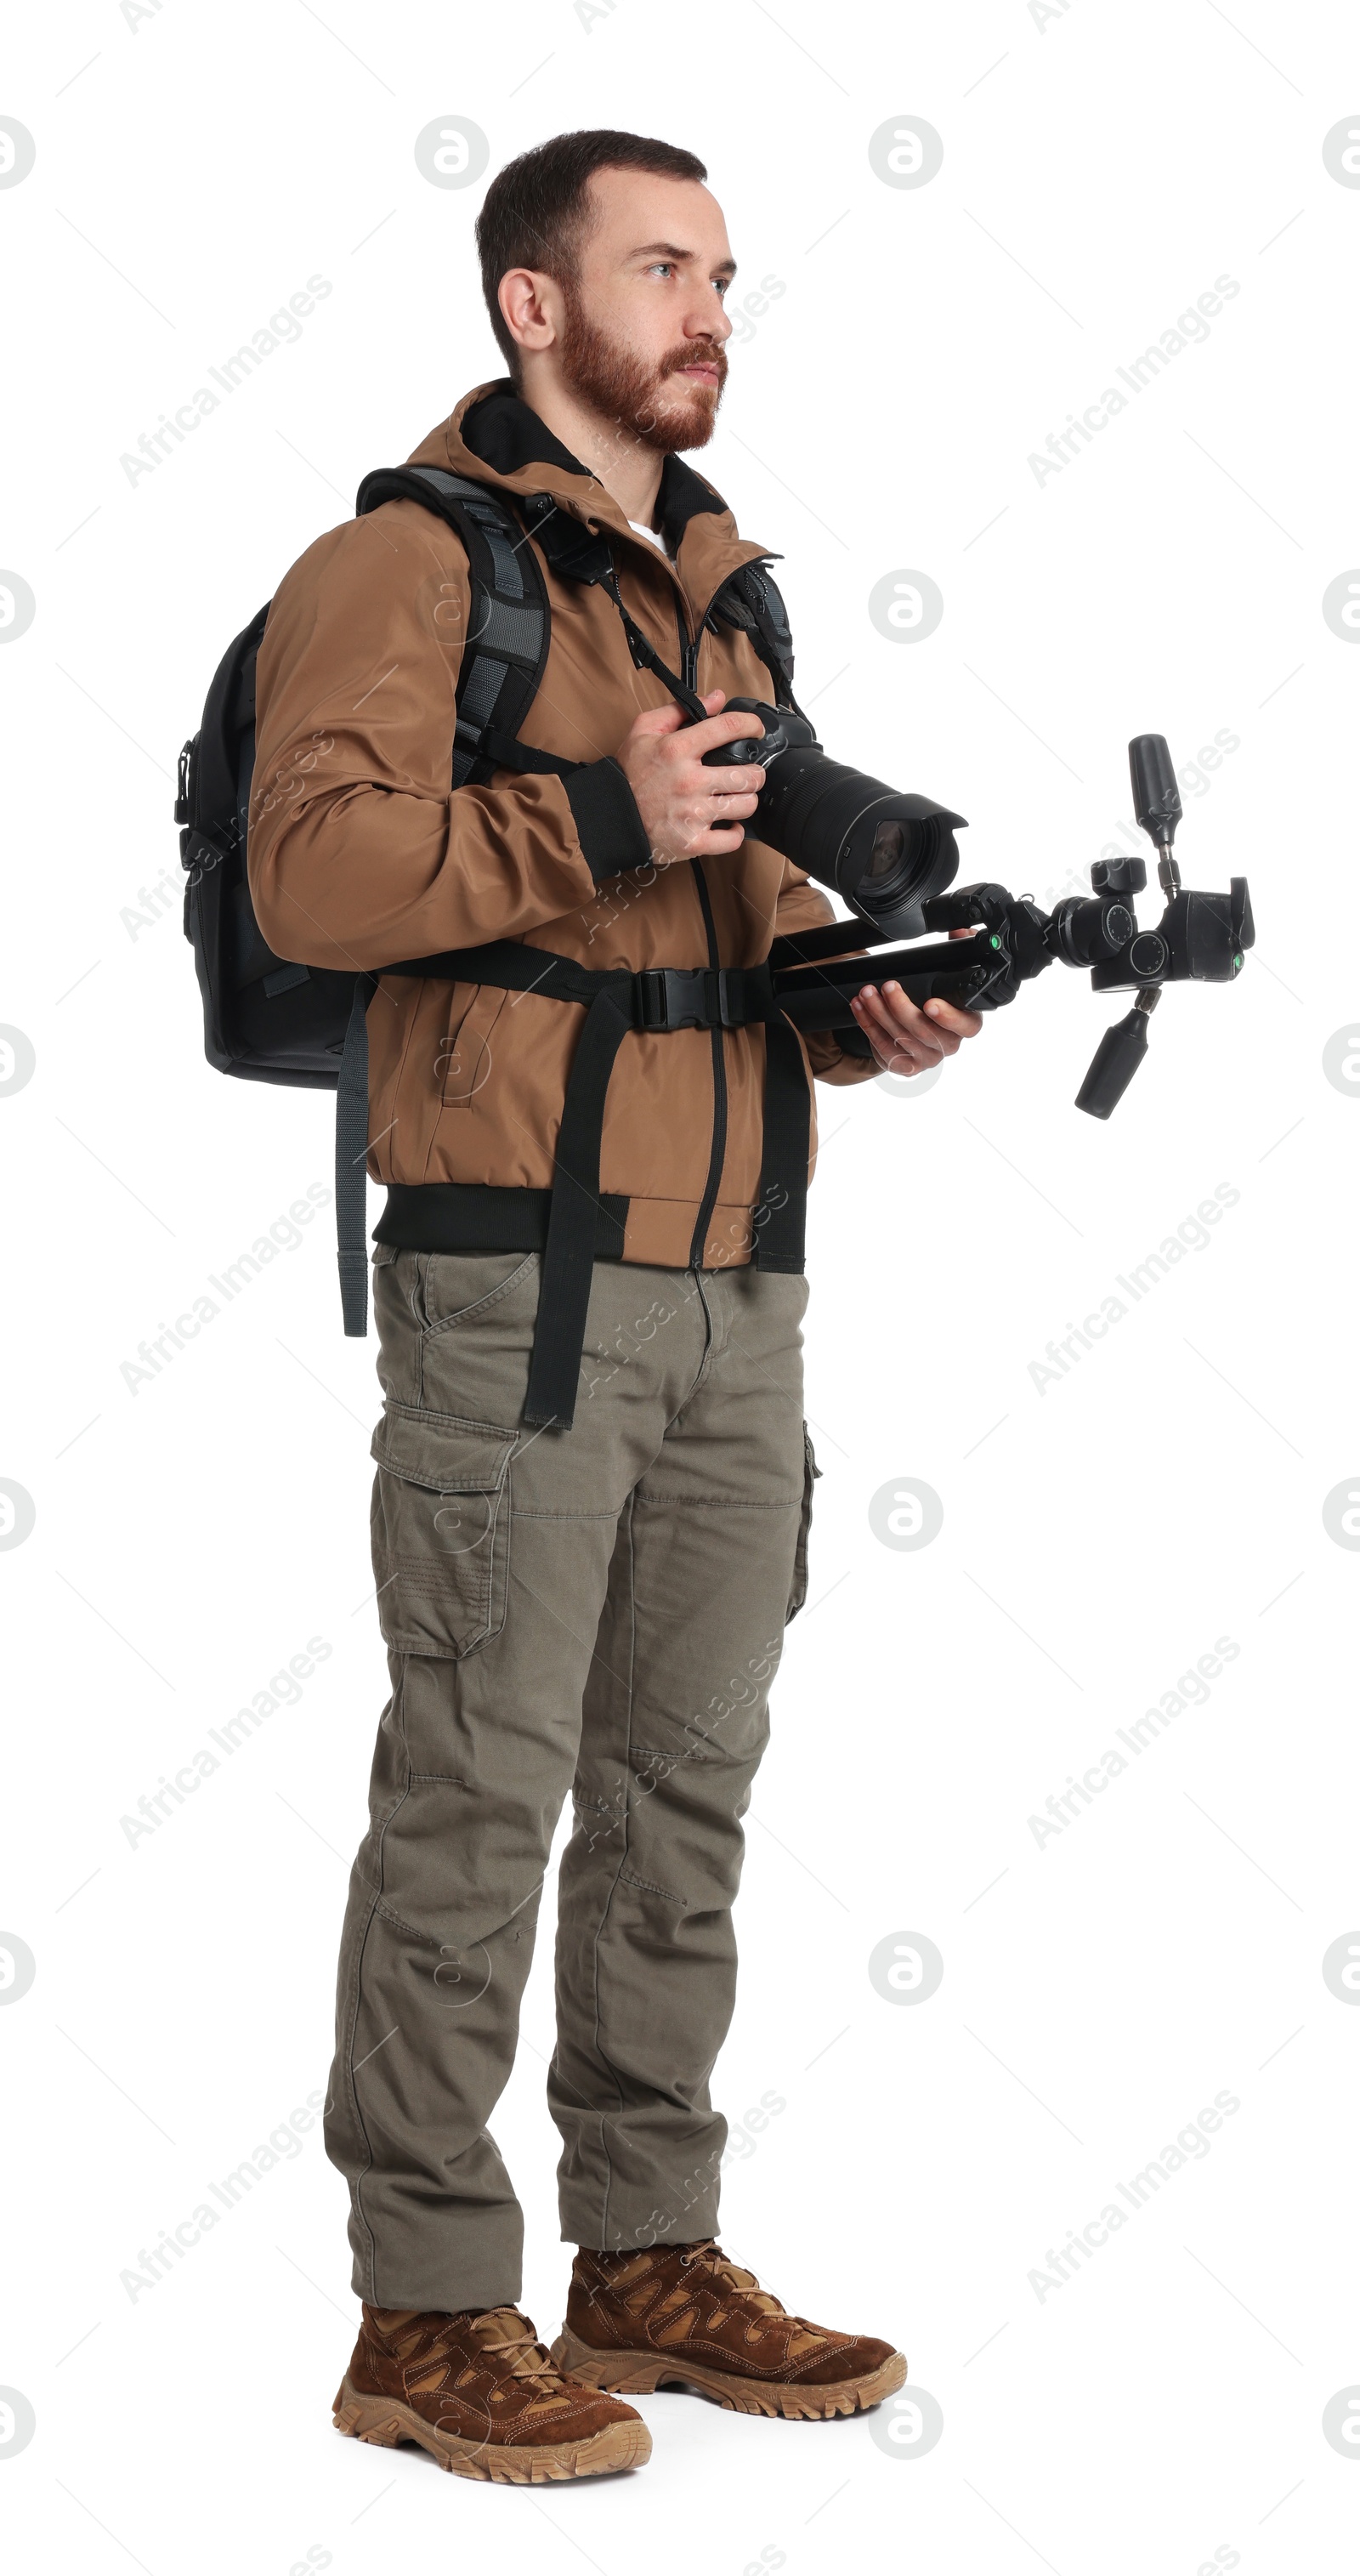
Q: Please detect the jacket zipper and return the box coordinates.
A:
[676,591,730,1270]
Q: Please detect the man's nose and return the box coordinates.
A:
[683,299,731,347]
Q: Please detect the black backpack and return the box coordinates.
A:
[175,466,567,1090]
[175,466,799,1334]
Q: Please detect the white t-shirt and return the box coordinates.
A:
[627,519,671,557]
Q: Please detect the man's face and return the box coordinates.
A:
[551,170,736,455]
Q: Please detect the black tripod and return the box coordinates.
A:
[768,735,1255,1116]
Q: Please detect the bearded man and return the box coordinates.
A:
[249,126,980,2484]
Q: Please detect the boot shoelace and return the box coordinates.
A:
[677,2241,800,2324]
[395,2306,567,2390]
[472,2309,566,2386]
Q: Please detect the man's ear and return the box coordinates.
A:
[498,267,558,361]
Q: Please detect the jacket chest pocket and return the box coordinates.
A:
[370,1404,517,1658]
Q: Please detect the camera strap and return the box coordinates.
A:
[598,563,712,722]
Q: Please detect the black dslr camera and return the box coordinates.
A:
[702,696,966,941]
[704,706,1254,1116]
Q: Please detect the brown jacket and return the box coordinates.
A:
[247,379,875,1271]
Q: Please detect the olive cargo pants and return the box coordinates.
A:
[324,1245,815,2312]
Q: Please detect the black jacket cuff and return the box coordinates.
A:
[564,757,653,885]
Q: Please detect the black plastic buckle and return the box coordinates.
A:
[173,741,192,827]
[635,967,745,1032]
[636,967,678,1030]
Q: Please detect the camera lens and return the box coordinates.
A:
[701,703,966,936]
[864,820,905,886]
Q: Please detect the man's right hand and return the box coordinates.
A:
[616,689,767,865]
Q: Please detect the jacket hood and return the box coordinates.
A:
[407,378,774,632]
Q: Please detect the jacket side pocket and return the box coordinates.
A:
[370,1403,517,1658]
[439,983,507,1107]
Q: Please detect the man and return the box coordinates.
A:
[249,128,982,2484]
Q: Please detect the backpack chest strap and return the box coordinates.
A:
[383,941,770,1030]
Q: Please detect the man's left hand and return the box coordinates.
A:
[849,973,984,1078]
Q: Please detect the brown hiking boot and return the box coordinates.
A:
[550,2240,907,2420]
[332,2301,651,2482]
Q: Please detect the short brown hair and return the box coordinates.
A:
[475,128,707,383]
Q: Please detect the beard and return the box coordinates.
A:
[556,280,728,456]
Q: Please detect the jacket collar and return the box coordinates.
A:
[407,380,775,628]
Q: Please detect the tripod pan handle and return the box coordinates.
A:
[1075,1005,1151,1119]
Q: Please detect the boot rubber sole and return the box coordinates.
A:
[332,2375,651,2482]
[547,2329,907,2420]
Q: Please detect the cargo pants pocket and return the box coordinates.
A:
[785,1423,821,1623]
[370,1402,518,1658]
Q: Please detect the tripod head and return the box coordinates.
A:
[768,734,1255,1116]
[1069,734,1253,1112]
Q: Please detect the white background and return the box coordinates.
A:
[2,3,1357,2570]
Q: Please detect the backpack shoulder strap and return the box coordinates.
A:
[709,559,800,712]
[355,464,577,784]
